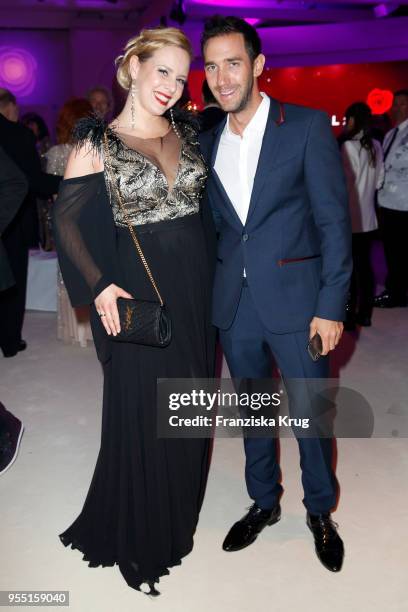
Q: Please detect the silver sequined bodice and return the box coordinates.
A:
[104,123,207,227]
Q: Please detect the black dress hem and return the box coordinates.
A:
[59,530,195,593]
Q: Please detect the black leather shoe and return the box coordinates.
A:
[307,512,344,572]
[222,503,281,552]
[373,291,407,308]
[2,340,27,358]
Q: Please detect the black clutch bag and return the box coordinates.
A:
[103,131,172,347]
[114,298,171,347]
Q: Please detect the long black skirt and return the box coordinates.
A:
[59,213,215,593]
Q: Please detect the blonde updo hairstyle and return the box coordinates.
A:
[116,27,193,91]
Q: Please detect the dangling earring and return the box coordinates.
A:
[130,81,136,131]
[169,108,181,140]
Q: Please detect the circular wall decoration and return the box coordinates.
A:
[0,47,37,97]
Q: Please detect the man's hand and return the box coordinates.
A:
[94,284,133,336]
[309,317,343,356]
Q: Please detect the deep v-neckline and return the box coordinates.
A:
[106,124,183,197]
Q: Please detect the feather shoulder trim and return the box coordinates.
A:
[72,114,107,154]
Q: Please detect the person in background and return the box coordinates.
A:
[370,112,392,145]
[340,102,384,329]
[0,146,28,291]
[0,88,61,358]
[46,98,94,348]
[0,88,18,122]
[21,112,52,159]
[374,89,408,308]
[0,148,27,473]
[46,98,93,177]
[21,112,53,249]
[87,85,113,120]
[199,78,226,132]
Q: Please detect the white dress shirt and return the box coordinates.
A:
[214,92,270,226]
[341,133,384,233]
[378,117,408,212]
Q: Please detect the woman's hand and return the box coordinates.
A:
[95,284,133,336]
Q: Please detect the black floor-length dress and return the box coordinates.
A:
[53,115,216,593]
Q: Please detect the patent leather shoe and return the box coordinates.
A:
[307,512,344,572]
[222,503,281,552]
[373,291,407,308]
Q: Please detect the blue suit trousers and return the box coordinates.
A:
[219,284,338,514]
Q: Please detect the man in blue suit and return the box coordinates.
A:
[199,16,352,572]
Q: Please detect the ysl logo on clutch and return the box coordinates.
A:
[124,304,133,331]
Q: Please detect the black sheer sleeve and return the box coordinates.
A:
[53,172,118,307]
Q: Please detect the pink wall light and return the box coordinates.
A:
[0,47,37,97]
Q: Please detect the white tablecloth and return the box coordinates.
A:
[26,249,58,312]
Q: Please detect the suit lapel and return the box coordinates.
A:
[209,118,243,229]
[245,98,284,225]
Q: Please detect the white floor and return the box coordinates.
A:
[1,308,408,612]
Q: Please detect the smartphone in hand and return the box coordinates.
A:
[307,332,323,361]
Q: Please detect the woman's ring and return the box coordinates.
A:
[99,312,106,317]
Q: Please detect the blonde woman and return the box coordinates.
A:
[53,28,215,595]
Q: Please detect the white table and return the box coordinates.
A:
[26,249,58,312]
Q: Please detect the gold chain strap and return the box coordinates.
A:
[102,131,164,307]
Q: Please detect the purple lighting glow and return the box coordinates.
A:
[190,0,271,7]
[0,47,37,97]
[244,18,261,26]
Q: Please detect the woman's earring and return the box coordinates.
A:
[131,81,136,130]
[169,108,181,140]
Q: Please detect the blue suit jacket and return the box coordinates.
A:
[199,97,352,333]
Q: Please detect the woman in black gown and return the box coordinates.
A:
[53,27,216,595]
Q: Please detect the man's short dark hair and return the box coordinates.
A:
[394,89,408,98]
[0,88,16,108]
[201,15,262,63]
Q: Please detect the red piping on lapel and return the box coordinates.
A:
[275,102,285,126]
